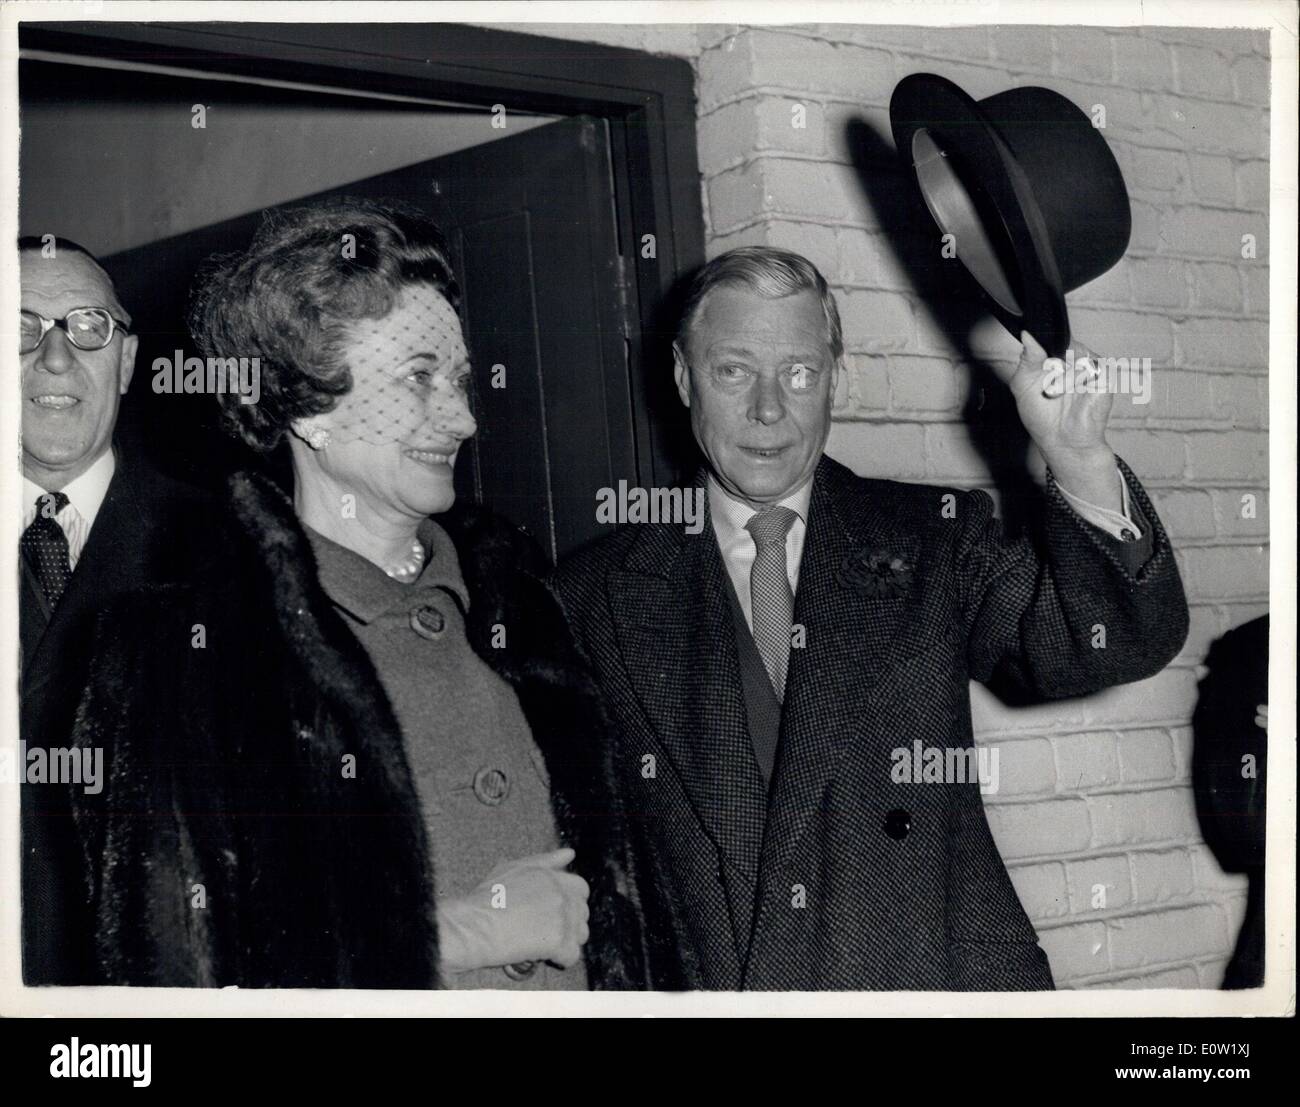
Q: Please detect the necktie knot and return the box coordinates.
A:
[745,505,798,550]
[34,490,69,518]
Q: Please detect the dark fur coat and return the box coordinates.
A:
[67,469,648,988]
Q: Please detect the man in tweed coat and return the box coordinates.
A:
[553,247,1188,990]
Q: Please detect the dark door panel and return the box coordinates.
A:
[424,114,637,559]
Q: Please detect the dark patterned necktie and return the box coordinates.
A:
[21,491,72,608]
[746,505,798,703]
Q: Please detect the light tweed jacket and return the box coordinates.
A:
[553,454,1188,990]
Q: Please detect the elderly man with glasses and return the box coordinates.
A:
[16,236,218,985]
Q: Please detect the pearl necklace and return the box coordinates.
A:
[384,537,426,582]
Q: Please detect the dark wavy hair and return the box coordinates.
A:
[187,198,461,452]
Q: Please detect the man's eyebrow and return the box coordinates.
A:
[19,296,116,311]
[704,343,828,362]
[702,343,759,358]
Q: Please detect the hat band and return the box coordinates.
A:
[911,128,1023,317]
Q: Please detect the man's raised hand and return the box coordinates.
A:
[991,330,1121,509]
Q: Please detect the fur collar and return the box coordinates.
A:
[225,468,577,697]
[224,469,647,989]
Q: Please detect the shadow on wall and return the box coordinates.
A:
[843,115,1041,536]
[845,115,1065,709]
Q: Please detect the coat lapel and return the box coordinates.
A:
[759,458,919,883]
[607,512,768,883]
[20,559,51,675]
[21,460,156,706]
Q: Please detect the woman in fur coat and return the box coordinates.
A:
[67,199,648,989]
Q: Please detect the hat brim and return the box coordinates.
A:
[890,73,1070,358]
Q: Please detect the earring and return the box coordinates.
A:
[306,427,331,450]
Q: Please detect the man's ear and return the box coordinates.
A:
[672,341,691,409]
[117,334,138,395]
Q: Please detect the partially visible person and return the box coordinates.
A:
[65,200,646,988]
[17,236,216,985]
[1193,614,1268,989]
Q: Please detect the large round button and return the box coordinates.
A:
[884,808,912,841]
[410,604,445,639]
[472,767,510,806]
[504,960,537,981]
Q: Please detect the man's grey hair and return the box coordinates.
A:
[675,245,844,362]
[18,235,131,326]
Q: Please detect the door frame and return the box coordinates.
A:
[18,19,706,486]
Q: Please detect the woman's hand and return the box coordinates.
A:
[436,848,590,976]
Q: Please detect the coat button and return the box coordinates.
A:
[884,808,912,840]
[1120,528,1136,542]
[503,960,537,981]
[410,604,445,639]
[472,767,510,806]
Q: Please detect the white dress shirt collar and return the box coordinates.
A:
[707,473,814,544]
[22,448,116,531]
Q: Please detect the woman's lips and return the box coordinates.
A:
[404,447,454,468]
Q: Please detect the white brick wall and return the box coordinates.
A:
[495,20,1271,990]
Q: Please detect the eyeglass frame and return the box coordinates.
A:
[20,307,132,354]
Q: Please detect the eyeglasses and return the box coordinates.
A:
[20,308,130,354]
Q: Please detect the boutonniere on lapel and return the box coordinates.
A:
[838,546,915,599]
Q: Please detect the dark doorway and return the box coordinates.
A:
[100,113,632,562]
[19,22,706,561]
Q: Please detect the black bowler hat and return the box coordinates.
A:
[889,73,1132,358]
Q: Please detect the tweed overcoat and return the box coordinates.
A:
[65,469,649,989]
[552,455,1189,990]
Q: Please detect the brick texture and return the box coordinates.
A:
[498,20,1271,990]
